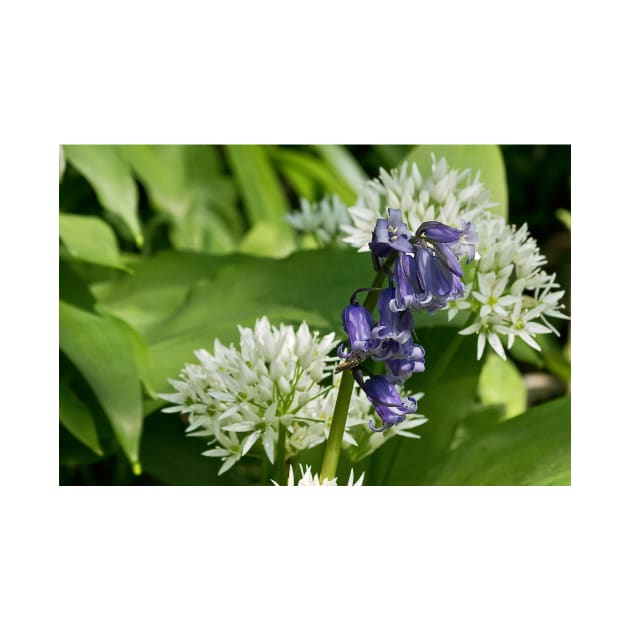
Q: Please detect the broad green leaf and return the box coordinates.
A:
[269,147,356,204]
[59,213,128,270]
[120,145,243,253]
[59,381,103,455]
[427,397,571,485]
[403,145,508,218]
[63,145,142,245]
[59,301,143,466]
[95,249,370,391]
[239,220,296,258]
[59,260,97,312]
[170,201,238,254]
[117,145,191,220]
[373,329,483,485]
[225,145,290,223]
[109,315,158,400]
[314,145,367,194]
[478,353,527,420]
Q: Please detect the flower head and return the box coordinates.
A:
[273,464,365,486]
[159,317,338,472]
[286,194,350,246]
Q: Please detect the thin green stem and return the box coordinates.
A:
[274,423,287,484]
[319,254,396,482]
[319,369,354,481]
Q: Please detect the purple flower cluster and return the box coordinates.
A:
[339,209,477,431]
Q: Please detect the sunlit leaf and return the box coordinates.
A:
[427,397,570,485]
[59,213,128,270]
[63,145,142,245]
[478,353,527,420]
[269,147,356,204]
[225,145,290,222]
[59,301,143,466]
[314,145,367,194]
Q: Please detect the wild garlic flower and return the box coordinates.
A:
[341,156,568,360]
[159,317,427,474]
[272,465,365,486]
[159,317,337,474]
[457,215,569,359]
[286,194,350,246]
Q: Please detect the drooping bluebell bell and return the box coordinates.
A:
[384,344,426,386]
[369,288,426,383]
[353,372,418,431]
[371,288,414,347]
[389,218,476,313]
[337,301,376,365]
[418,220,477,263]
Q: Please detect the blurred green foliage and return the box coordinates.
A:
[59,145,570,485]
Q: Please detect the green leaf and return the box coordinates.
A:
[374,329,483,485]
[556,208,571,230]
[225,145,290,223]
[117,145,191,221]
[478,353,527,420]
[59,260,97,312]
[314,145,368,194]
[428,397,571,485]
[59,381,103,455]
[59,301,143,466]
[95,249,369,392]
[59,213,129,270]
[239,220,296,258]
[63,145,142,246]
[269,147,357,204]
[403,145,508,218]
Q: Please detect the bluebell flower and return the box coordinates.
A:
[372,288,414,345]
[384,344,426,385]
[337,302,375,361]
[355,373,418,431]
[369,208,414,264]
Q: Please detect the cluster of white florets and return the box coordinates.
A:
[285,194,350,246]
[159,317,426,474]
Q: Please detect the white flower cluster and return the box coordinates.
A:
[159,317,427,475]
[341,159,495,252]
[285,194,350,246]
[272,465,365,486]
[340,157,569,360]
